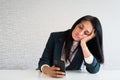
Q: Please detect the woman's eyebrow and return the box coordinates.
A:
[81,24,84,27]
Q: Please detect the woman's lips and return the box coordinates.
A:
[74,33,80,39]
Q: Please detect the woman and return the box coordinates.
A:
[38,15,104,78]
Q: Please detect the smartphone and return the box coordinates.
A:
[54,60,65,72]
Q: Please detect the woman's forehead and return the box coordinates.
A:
[79,21,93,31]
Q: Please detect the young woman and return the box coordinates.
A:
[38,15,104,78]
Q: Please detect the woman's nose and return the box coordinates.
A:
[79,30,84,36]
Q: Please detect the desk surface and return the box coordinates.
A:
[0,70,120,80]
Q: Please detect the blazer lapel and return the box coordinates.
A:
[54,37,65,60]
[66,46,84,70]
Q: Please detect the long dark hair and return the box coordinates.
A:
[64,15,104,64]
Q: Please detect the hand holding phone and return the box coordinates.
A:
[54,60,65,72]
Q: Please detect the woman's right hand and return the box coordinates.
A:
[42,66,65,78]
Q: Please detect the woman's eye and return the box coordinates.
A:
[84,31,90,35]
[79,25,84,29]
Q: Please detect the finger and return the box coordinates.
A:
[55,71,65,75]
[52,66,60,71]
[52,74,64,78]
[91,30,96,38]
[51,71,65,78]
[54,71,65,78]
[55,74,65,78]
[90,29,95,38]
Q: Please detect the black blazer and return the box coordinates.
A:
[38,30,100,73]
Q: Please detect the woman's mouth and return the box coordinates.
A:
[74,33,81,39]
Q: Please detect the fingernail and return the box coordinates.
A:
[57,68,60,70]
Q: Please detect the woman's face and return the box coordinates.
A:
[72,21,94,41]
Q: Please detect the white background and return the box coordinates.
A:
[0,0,120,70]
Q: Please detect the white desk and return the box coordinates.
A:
[0,70,120,80]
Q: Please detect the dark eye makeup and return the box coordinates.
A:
[77,24,93,36]
[84,31,91,35]
[78,24,84,29]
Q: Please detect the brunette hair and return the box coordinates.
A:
[64,15,104,63]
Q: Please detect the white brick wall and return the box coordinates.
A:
[0,0,120,70]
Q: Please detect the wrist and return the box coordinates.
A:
[80,41,91,58]
[80,41,86,47]
[42,66,50,74]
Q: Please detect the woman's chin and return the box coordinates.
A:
[72,35,81,41]
[73,38,81,42]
